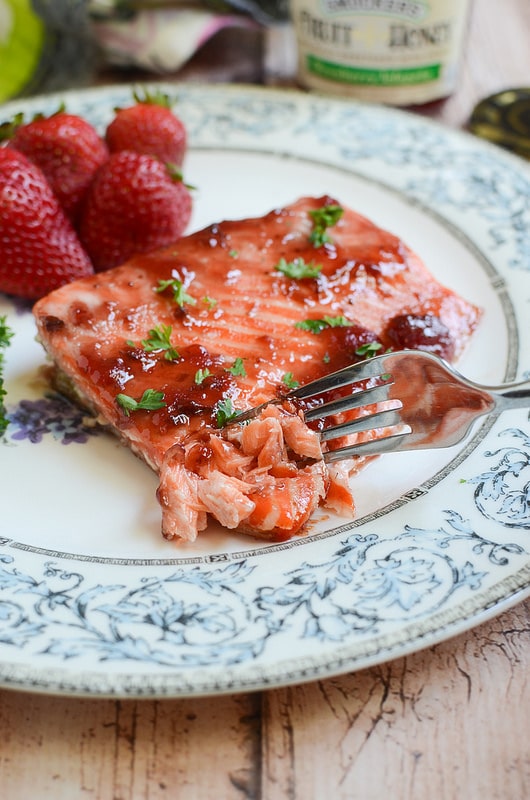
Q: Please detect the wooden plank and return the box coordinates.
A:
[0,692,261,799]
[260,599,530,799]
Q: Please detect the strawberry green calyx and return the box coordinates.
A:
[0,105,66,142]
[112,88,175,116]
[133,88,174,109]
[165,162,195,191]
[165,163,184,182]
[0,112,25,142]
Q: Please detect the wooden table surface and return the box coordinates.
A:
[1,1,529,798]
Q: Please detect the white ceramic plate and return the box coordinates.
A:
[1,84,530,698]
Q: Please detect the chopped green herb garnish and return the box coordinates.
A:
[323,352,331,364]
[294,319,325,334]
[116,388,166,416]
[229,249,239,258]
[282,372,300,389]
[226,357,246,378]
[274,257,322,279]
[203,295,217,309]
[355,341,383,359]
[194,367,211,385]
[155,277,196,307]
[215,397,237,427]
[128,324,179,361]
[295,315,350,334]
[308,204,344,247]
[0,316,14,437]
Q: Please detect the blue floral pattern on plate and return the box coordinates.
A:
[7,394,99,445]
[1,84,530,697]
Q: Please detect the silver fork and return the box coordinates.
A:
[234,350,530,463]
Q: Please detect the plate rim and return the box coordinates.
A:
[1,81,530,697]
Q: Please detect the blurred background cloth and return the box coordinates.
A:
[0,0,289,102]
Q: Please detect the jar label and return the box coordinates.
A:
[291,0,471,105]
[306,56,442,87]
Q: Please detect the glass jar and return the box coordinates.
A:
[290,0,472,106]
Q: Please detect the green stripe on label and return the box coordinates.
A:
[306,56,441,87]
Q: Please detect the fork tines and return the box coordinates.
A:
[231,356,413,460]
[322,428,411,462]
[290,360,411,461]
[319,406,404,442]
[289,359,393,401]
[303,381,395,422]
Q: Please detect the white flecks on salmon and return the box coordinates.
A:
[33,196,480,544]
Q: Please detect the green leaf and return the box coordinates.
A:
[116,389,166,416]
[194,368,211,385]
[129,324,179,361]
[355,341,383,359]
[0,315,14,437]
[274,257,322,279]
[0,316,14,350]
[226,357,246,378]
[282,372,300,389]
[308,204,344,247]
[294,315,350,334]
[155,278,196,308]
[215,397,237,427]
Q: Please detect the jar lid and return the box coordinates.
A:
[469,89,530,159]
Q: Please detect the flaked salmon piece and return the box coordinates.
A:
[239,462,328,540]
[156,404,330,541]
[196,472,257,530]
[157,458,208,542]
[325,462,361,517]
[33,196,481,543]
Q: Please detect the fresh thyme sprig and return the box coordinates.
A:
[0,315,13,437]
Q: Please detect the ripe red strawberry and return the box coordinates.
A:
[105,90,187,166]
[79,150,193,271]
[0,149,94,300]
[2,109,109,224]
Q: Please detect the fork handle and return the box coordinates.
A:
[491,379,530,411]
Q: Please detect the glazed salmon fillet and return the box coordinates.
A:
[33,196,480,543]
